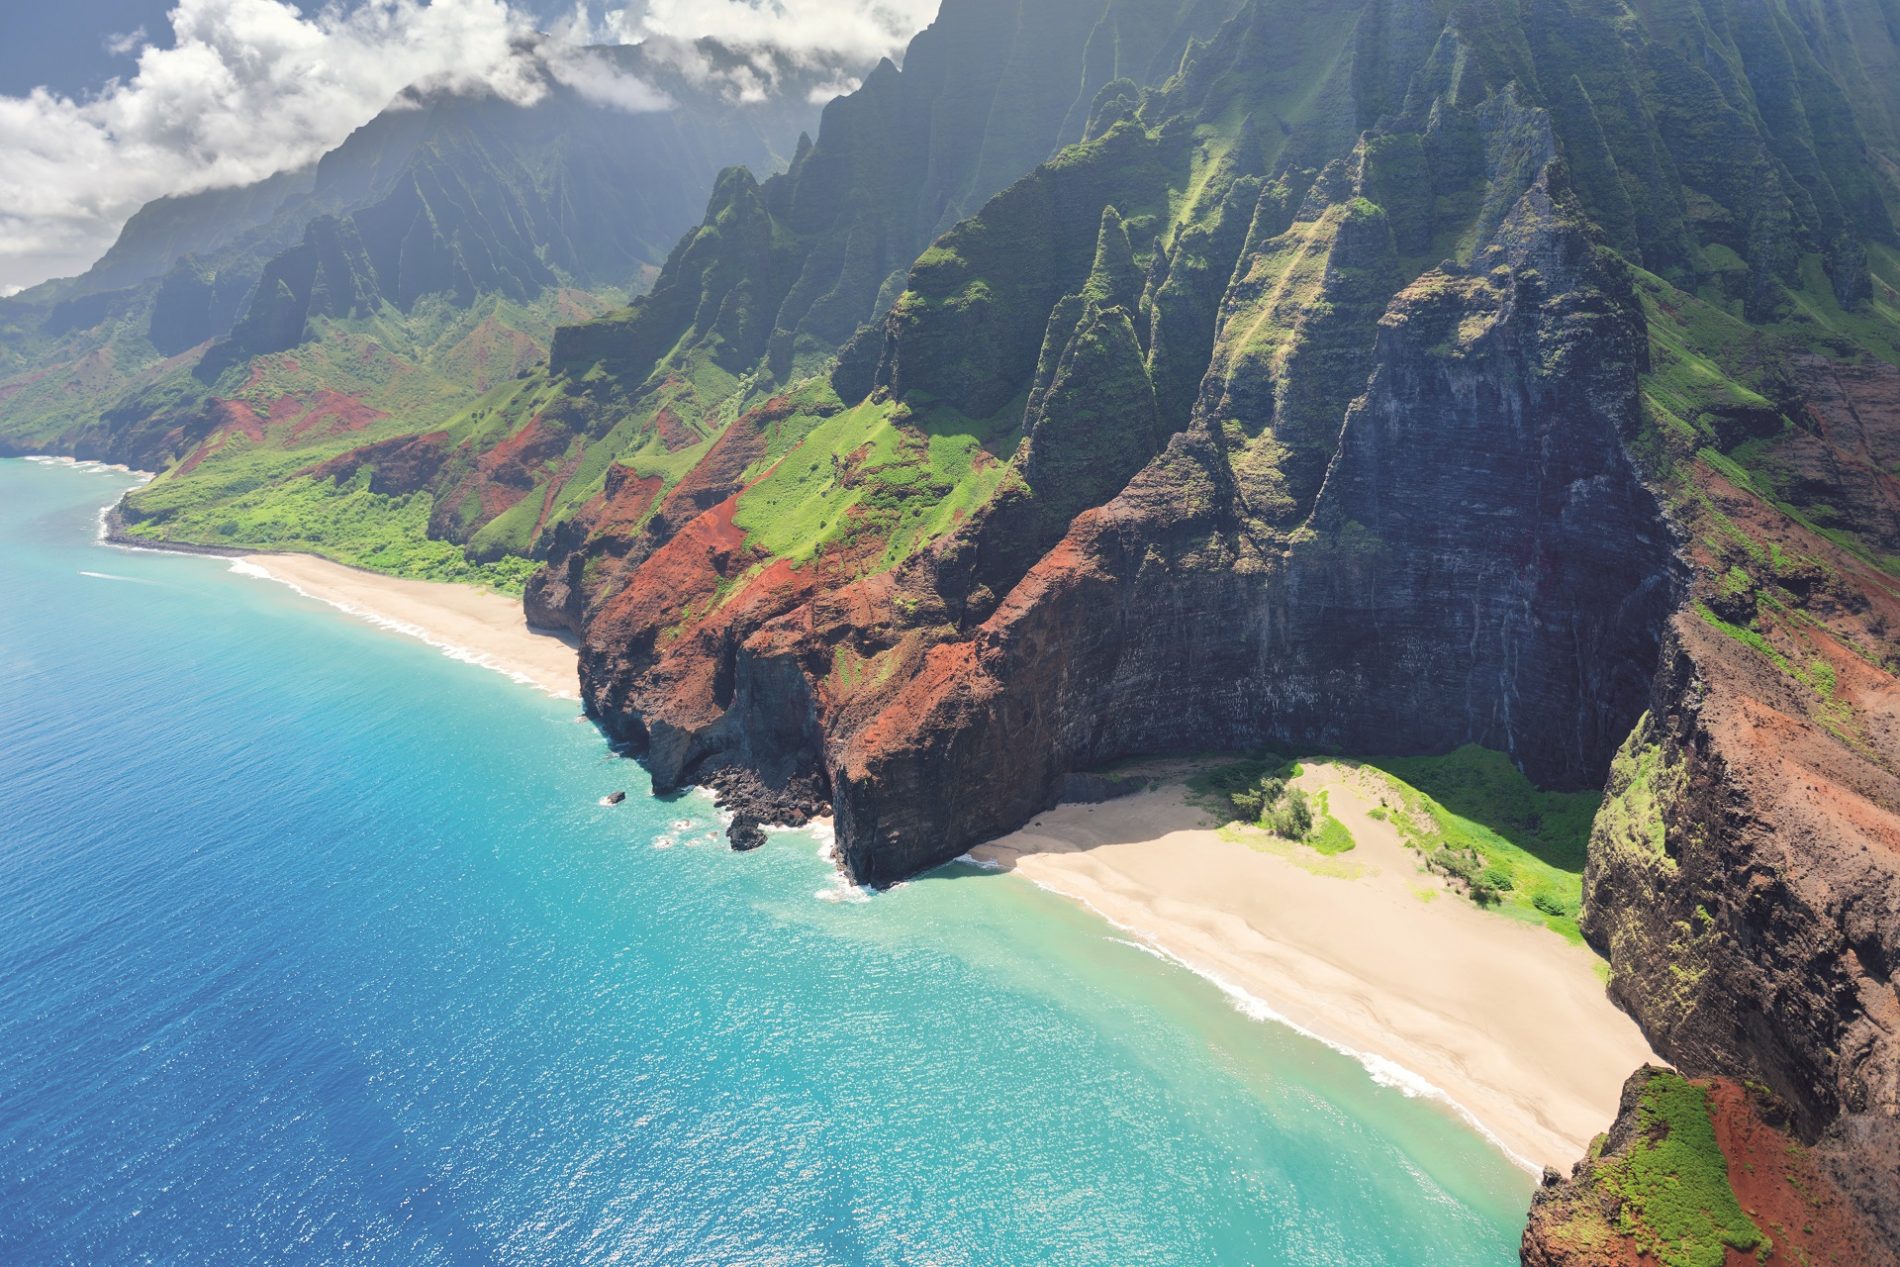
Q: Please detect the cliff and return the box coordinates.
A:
[20,0,1900,1253]
[545,0,1900,1249]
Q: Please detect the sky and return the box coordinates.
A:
[0,0,939,294]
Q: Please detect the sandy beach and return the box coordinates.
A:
[234,553,580,700]
[970,761,1657,1173]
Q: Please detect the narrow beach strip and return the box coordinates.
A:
[230,553,580,700]
[970,762,1658,1174]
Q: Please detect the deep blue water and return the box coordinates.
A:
[0,457,1528,1265]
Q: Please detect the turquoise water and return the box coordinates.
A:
[0,457,1529,1265]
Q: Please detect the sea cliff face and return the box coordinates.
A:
[17,0,1900,1254]
[553,0,1900,1250]
[570,4,1696,882]
[1578,598,1900,1239]
[823,169,1679,881]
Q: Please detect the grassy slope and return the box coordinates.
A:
[1630,259,1900,752]
[116,288,620,593]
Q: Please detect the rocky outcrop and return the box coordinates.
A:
[1584,611,1900,1235]
[1522,1066,1893,1267]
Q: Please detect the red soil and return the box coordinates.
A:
[1708,1081,1871,1266]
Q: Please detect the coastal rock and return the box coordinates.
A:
[1521,1066,1893,1267]
[699,767,830,834]
[727,815,769,853]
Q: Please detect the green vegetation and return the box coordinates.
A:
[1362,746,1600,941]
[1189,756,1356,855]
[732,395,1018,572]
[1596,1073,1769,1267]
[1308,801,1357,857]
[1195,747,1594,912]
[122,467,537,593]
[1269,787,1316,841]
[104,287,625,591]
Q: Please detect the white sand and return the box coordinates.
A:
[970,761,1657,1172]
[234,553,580,699]
[223,547,1646,1168]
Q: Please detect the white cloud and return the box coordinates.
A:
[0,0,940,294]
[571,1,937,103]
[0,0,668,293]
[806,74,863,105]
[545,45,674,111]
[627,0,938,64]
[104,27,149,58]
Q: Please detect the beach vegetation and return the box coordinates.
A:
[1360,746,1599,941]
[1308,807,1356,856]
[1190,757,1350,853]
[1190,755,1300,820]
[1268,787,1315,840]
[120,467,539,594]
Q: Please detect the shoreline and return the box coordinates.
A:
[225,552,582,701]
[102,523,581,701]
[41,458,1632,1170]
[40,459,582,701]
[969,763,1658,1174]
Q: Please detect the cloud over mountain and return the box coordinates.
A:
[0,0,936,293]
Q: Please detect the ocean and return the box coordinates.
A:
[0,457,1528,1265]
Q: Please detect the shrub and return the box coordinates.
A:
[1533,890,1574,917]
[1229,774,1289,824]
[1269,788,1314,840]
[1309,813,1356,855]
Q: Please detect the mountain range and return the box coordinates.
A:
[7,0,1900,1261]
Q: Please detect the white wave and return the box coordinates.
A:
[19,453,155,481]
[1008,872,1541,1176]
[224,558,573,701]
[77,570,149,583]
[783,819,870,903]
[951,851,1005,872]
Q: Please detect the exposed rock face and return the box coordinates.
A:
[549,1,1900,1243]
[1585,615,1900,1233]
[829,170,1677,882]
